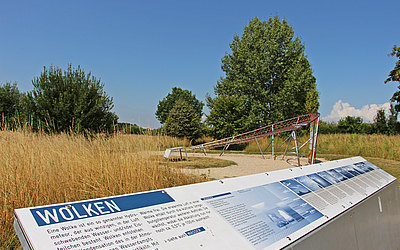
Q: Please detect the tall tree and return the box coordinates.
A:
[164,100,202,141]
[374,109,389,134]
[27,65,118,133]
[207,16,318,137]
[156,87,203,124]
[388,104,400,135]
[385,45,400,113]
[0,82,21,123]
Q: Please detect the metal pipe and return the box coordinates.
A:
[272,124,275,160]
[255,137,264,159]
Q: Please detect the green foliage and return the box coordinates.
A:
[318,121,339,134]
[337,116,374,134]
[374,109,389,134]
[387,104,400,135]
[385,45,400,113]
[206,94,247,139]
[156,87,204,124]
[164,100,202,141]
[117,123,144,134]
[207,16,319,137]
[0,82,21,124]
[27,65,118,133]
[305,89,320,114]
[319,110,399,135]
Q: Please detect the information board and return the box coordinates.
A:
[14,157,397,250]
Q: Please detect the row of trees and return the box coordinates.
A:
[157,16,319,141]
[320,44,400,135]
[1,65,118,133]
[1,16,399,139]
[319,109,400,135]
[156,16,400,140]
[156,84,400,139]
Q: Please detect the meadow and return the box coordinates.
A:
[0,129,200,248]
[1,129,399,249]
[244,133,400,177]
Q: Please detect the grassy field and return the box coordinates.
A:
[162,156,237,169]
[244,133,400,185]
[0,129,200,248]
[1,130,399,249]
[244,134,400,160]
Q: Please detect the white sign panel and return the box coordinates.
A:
[14,157,397,250]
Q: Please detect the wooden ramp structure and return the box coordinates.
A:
[190,113,320,166]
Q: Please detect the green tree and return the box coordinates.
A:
[164,100,201,141]
[0,82,21,124]
[156,87,204,124]
[207,16,319,135]
[385,45,400,113]
[318,121,339,134]
[27,65,118,133]
[117,122,144,134]
[304,89,320,114]
[388,104,400,135]
[206,94,247,138]
[373,109,389,134]
[337,116,364,134]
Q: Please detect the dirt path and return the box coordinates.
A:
[180,153,324,179]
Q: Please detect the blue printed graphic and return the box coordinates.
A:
[205,182,323,250]
[31,190,174,226]
[185,227,205,236]
[201,192,231,201]
[281,179,311,196]
[326,169,348,181]
[335,167,355,179]
[342,165,362,176]
[317,171,340,184]
[307,173,332,188]
[294,176,322,192]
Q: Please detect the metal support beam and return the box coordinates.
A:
[311,117,320,164]
[220,143,231,156]
[272,125,275,160]
[220,136,236,156]
[293,130,301,166]
[255,137,265,159]
[262,139,273,155]
[282,133,294,160]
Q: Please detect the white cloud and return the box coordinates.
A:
[323,100,391,123]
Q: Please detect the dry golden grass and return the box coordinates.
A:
[244,134,400,161]
[244,133,400,187]
[2,129,400,248]
[0,129,201,248]
[162,156,237,169]
[316,134,400,161]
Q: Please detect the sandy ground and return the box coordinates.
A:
[180,152,324,179]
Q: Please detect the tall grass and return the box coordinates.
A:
[0,128,200,248]
[2,128,399,248]
[316,134,400,160]
[244,134,400,161]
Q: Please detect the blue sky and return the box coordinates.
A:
[1,0,399,128]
